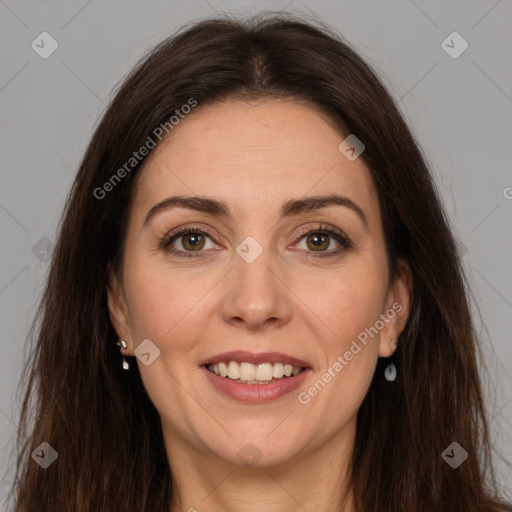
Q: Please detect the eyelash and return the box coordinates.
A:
[159,224,353,259]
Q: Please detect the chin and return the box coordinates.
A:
[208,429,306,470]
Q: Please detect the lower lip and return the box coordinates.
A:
[201,366,310,403]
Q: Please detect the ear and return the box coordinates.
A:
[378,258,413,358]
[107,264,134,355]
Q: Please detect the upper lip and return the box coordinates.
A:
[200,350,311,368]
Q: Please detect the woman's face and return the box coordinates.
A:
[108,99,411,470]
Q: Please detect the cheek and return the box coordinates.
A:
[298,276,384,426]
[314,261,388,407]
[122,258,214,424]
[295,258,389,351]
[123,255,213,350]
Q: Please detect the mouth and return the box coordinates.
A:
[200,351,311,403]
[205,361,304,384]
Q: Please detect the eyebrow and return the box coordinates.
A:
[143,194,369,230]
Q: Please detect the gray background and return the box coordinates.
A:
[1,0,511,507]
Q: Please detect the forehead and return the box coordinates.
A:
[130,99,379,226]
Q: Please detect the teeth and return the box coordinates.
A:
[207,361,304,382]
[255,363,273,381]
[240,362,256,381]
[272,362,284,378]
[227,361,240,379]
[218,362,228,377]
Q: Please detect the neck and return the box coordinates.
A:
[165,421,356,512]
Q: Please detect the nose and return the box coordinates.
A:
[222,245,293,331]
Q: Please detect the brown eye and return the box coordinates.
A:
[180,233,206,251]
[162,228,217,257]
[294,226,352,257]
[305,233,330,251]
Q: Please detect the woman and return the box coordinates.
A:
[9,13,511,512]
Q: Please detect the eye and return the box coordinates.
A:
[160,224,352,259]
[161,227,217,257]
[294,225,352,257]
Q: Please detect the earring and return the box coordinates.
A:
[384,362,397,382]
[384,338,398,381]
[116,340,130,370]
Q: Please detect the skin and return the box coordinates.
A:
[107,99,412,512]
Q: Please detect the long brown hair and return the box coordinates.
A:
[8,13,511,511]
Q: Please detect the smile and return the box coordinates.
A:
[206,361,304,384]
[200,350,311,403]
